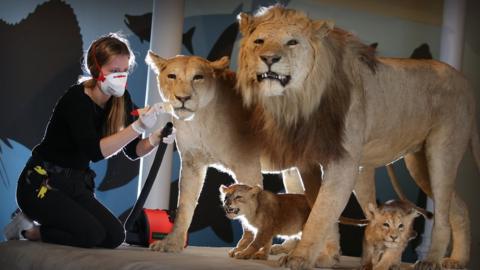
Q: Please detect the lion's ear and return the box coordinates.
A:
[219,184,228,194]
[312,19,334,38]
[145,50,167,74]
[210,56,230,71]
[237,12,253,36]
[249,185,263,196]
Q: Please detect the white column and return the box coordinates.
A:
[416,0,466,260]
[139,0,184,209]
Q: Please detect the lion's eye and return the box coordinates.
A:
[167,74,176,79]
[286,39,298,46]
[398,224,404,229]
[383,223,390,228]
[234,195,243,200]
[193,74,204,81]
[254,38,264,45]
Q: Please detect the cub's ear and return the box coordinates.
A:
[237,12,253,36]
[312,19,334,38]
[210,56,230,71]
[219,184,228,194]
[249,185,263,196]
[145,50,167,75]
[366,203,377,219]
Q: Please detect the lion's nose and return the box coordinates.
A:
[260,55,281,66]
[390,235,398,241]
[175,95,191,103]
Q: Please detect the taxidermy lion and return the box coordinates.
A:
[236,5,479,269]
[362,200,432,270]
[219,183,311,260]
[145,52,367,260]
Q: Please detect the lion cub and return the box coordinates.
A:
[219,183,310,260]
[362,200,432,270]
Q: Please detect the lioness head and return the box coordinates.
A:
[219,184,262,220]
[366,202,419,248]
[236,5,334,107]
[146,51,230,120]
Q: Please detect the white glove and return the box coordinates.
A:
[131,106,158,134]
[152,102,172,114]
[148,127,176,146]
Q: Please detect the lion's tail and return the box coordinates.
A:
[471,119,480,173]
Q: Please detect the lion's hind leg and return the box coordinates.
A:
[415,122,470,269]
[404,151,470,269]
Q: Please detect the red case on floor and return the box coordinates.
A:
[143,209,174,244]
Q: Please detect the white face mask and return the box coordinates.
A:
[99,72,128,97]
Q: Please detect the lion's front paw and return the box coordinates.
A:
[270,244,289,255]
[149,235,185,253]
[278,254,313,270]
[413,260,442,270]
[441,257,467,269]
[234,249,255,260]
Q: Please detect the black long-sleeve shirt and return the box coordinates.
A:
[33,83,140,170]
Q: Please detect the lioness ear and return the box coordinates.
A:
[237,12,253,36]
[312,19,334,38]
[145,50,167,75]
[210,56,230,71]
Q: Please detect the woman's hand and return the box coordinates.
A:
[148,127,176,146]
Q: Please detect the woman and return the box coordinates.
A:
[3,33,174,248]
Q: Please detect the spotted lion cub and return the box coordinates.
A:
[362,200,432,270]
[219,183,310,260]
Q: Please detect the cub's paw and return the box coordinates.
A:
[234,249,255,260]
[149,235,184,252]
[278,254,312,270]
[414,260,442,270]
[228,247,238,257]
[441,258,467,269]
[252,250,268,260]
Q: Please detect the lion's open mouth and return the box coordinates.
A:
[257,71,291,86]
[225,206,240,215]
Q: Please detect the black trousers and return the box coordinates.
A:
[16,157,125,248]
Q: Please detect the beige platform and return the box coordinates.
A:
[0,240,366,270]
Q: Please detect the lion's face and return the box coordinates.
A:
[146,53,229,120]
[237,6,334,104]
[240,24,314,96]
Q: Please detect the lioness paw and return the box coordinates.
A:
[148,236,184,253]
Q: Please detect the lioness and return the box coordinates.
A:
[236,5,478,269]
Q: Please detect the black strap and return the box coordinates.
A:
[124,122,173,231]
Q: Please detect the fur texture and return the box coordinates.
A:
[219,183,310,260]
[236,5,478,269]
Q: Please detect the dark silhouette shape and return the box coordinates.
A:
[124,13,196,55]
[0,0,83,186]
[206,22,239,61]
[410,43,433,59]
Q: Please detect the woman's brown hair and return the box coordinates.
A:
[82,33,136,136]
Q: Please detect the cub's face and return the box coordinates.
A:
[368,206,418,248]
[219,184,261,220]
[146,52,229,120]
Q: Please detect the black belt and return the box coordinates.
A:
[26,155,95,179]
